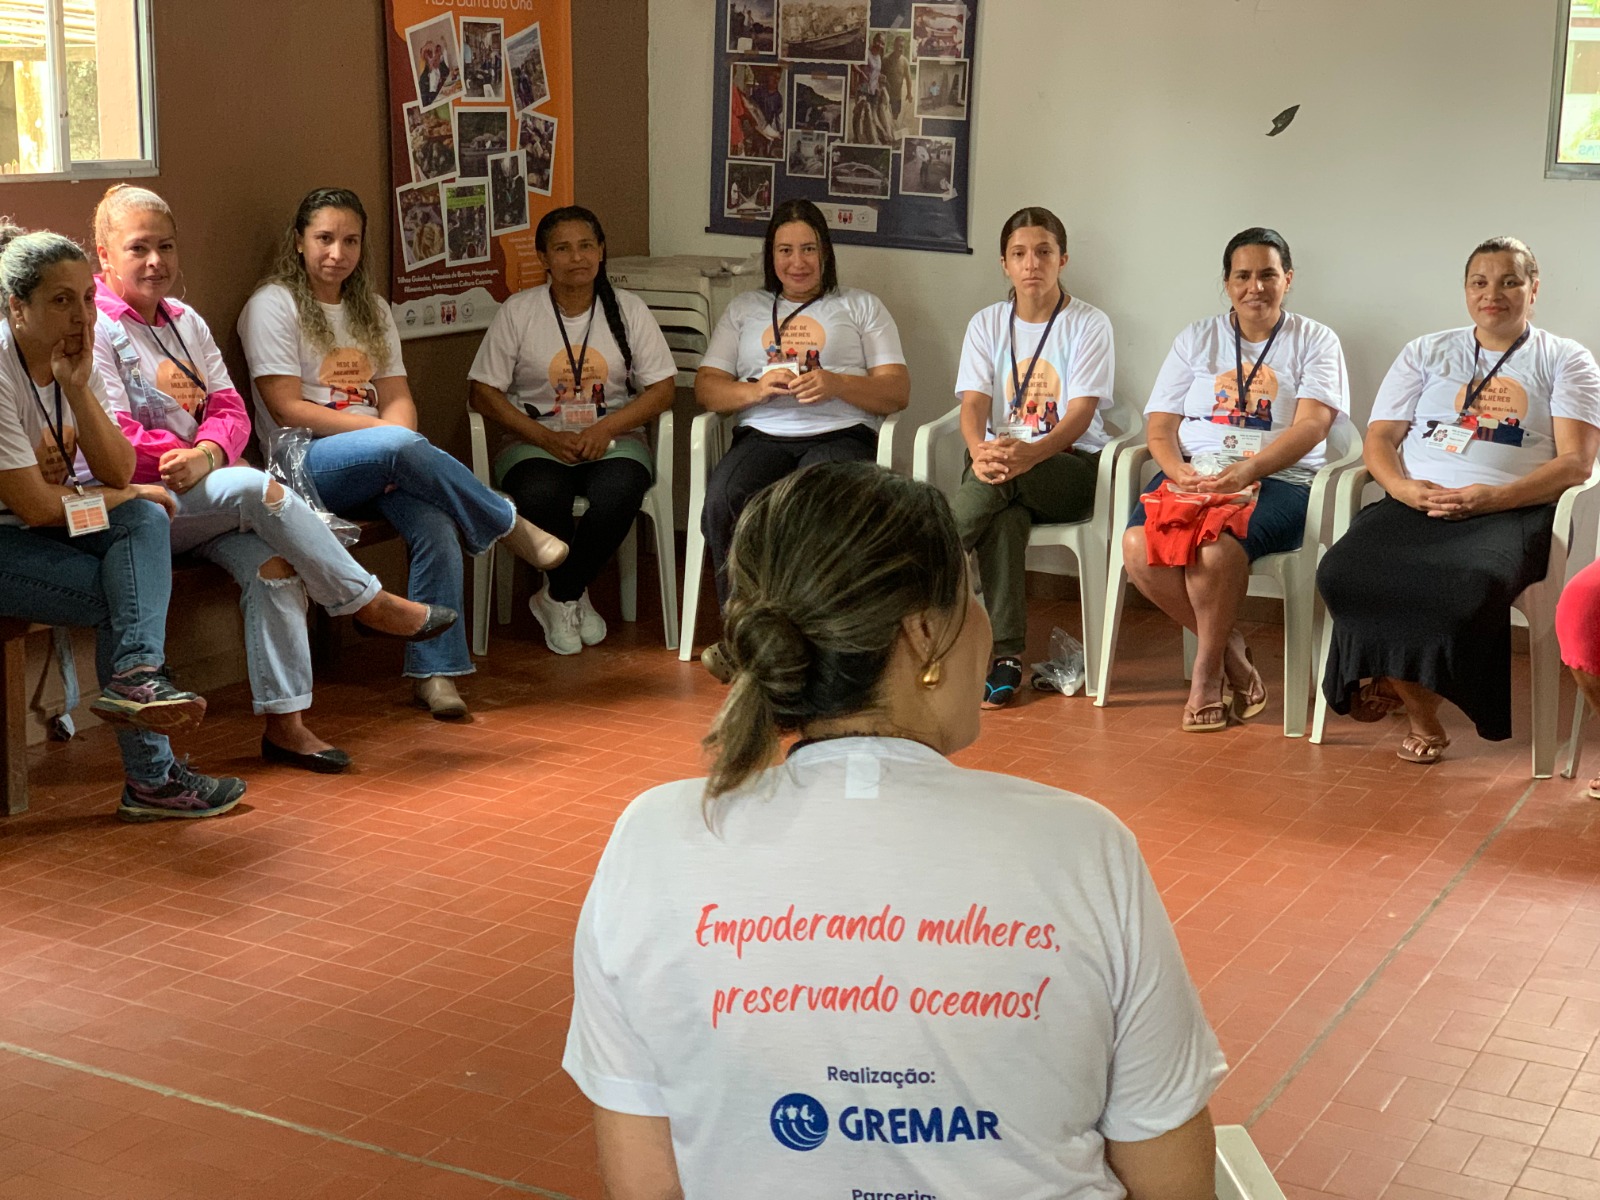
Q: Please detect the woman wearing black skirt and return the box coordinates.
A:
[1318,237,1600,763]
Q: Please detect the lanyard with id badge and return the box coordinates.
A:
[552,289,600,430]
[146,303,209,422]
[748,292,822,382]
[14,340,107,537]
[1427,327,1530,455]
[1225,310,1286,458]
[1001,288,1066,439]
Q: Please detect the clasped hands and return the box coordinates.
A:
[971,436,1045,485]
[1394,478,1499,520]
[752,366,838,407]
[541,424,617,464]
[1164,461,1259,496]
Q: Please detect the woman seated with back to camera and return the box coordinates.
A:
[1319,237,1600,764]
[239,187,567,721]
[92,185,452,774]
[694,198,909,677]
[563,461,1225,1199]
[468,205,676,655]
[1122,227,1348,733]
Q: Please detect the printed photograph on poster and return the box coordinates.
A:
[725,161,774,220]
[785,128,829,177]
[405,13,463,107]
[727,0,775,54]
[489,150,530,235]
[899,134,955,196]
[827,142,891,199]
[444,180,491,266]
[460,17,505,101]
[915,58,968,120]
[872,28,918,143]
[454,106,509,180]
[791,70,844,134]
[729,62,785,160]
[505,23,550,115]
[397,180,447,271]
[778,0,868,62]
[519,111,557,195]
[910,3,967,60]
[403,99,457,183]
[846,46,895,145]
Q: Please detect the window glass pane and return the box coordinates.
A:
[1558,1,1600,164]
[72,0,143,163]
[0,1,52,174]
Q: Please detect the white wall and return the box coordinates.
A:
[649,0,1590,451]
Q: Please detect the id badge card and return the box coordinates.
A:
[562,402,598,431]
[63,491,109,537]
[1428,423,1474,455]
[1232,429,1264,457]
[1003,420,1034,440]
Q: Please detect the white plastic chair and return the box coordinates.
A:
[677,411,901,660]
[469,409,679,655]
[911,395,1144,700]
[1309,459,1600,779]
[1215,1125,1288,1200]
[1094,419,1362,737]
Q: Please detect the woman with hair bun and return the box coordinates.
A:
[468,206,677,655]
[564,461,1225,1199]
[240,187,568,720]
[1122,227,1349,733]
[951,205,1115,707]
[1321,236,1600,764]
[0,219,243,820]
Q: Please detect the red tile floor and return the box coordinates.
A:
[4,581,1600,1198]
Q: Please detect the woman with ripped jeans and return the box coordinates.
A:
[91,185,455,774]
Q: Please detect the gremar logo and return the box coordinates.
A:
[770,1093,829,1151]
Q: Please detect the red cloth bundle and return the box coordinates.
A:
[1139,480,1258,567]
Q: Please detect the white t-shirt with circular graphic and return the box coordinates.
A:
[954,296,1115,453]
[1371,325,1600,490]
[237,283,406,446]
[467,283,677,428]
[0,320,101,522]
[1146,311,1349,482]
[701,287,907,437]
[564,737,1226,1199]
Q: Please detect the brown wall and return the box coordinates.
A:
[0,0,650,456]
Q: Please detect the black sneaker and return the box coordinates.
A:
[982,656,1024,710]
[91,666,207,733]
[117,763,246,823]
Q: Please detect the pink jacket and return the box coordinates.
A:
[94,279,252,484]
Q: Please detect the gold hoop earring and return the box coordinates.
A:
[919,660,942,689]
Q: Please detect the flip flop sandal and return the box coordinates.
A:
[1397,732,1450,764]
[1231,648,1268,722]
[1183,687,1234,733]
[1586,776,1600,800]
[982,657,1024,710]
[1350,679,1404,723]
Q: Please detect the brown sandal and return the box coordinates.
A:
[1586,776,1600,800]
[1231,648,1268,722]
[1397,732,1450,764]
[1183,687,1233,733]
[1350,679,1404,723]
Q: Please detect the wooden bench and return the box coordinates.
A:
[1,518,403,817]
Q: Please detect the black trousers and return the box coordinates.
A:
[702,423,877,606]
[500,456,652,602]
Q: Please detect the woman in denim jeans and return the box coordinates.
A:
[240,188,567,720]
[0,221,243,821]
[92,186,456,773]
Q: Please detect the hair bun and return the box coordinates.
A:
[0,219,29,257]
[725,600,811,705]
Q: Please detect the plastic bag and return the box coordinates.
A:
[267,429,361,547]
[1191,451,1227,477]
[1031,626,1085,696]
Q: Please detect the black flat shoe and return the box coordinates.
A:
[261,736,352,774]
[355,604,459,644]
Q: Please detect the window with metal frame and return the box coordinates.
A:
[0,0,155,179]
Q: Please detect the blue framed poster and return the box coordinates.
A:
[710,0,976,254]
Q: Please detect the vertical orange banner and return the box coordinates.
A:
[384,0,574,339]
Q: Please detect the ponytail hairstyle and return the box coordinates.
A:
[1465,235,1539,282]
[93,184,175,252]
[261,188,392,373]
[535,205,633,387]
[0,220,87,307]
[998,206,1068,300]
[703,461,967,809]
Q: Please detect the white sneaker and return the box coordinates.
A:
[528,585,582,655]
[574,590,607,646]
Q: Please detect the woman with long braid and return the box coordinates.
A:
[468,206,676,654]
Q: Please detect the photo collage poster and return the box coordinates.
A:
[384,0,573,338]
[709,0,976,253]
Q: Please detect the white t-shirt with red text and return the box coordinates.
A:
[237,283,406,446]
[565,737,1226,1199]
